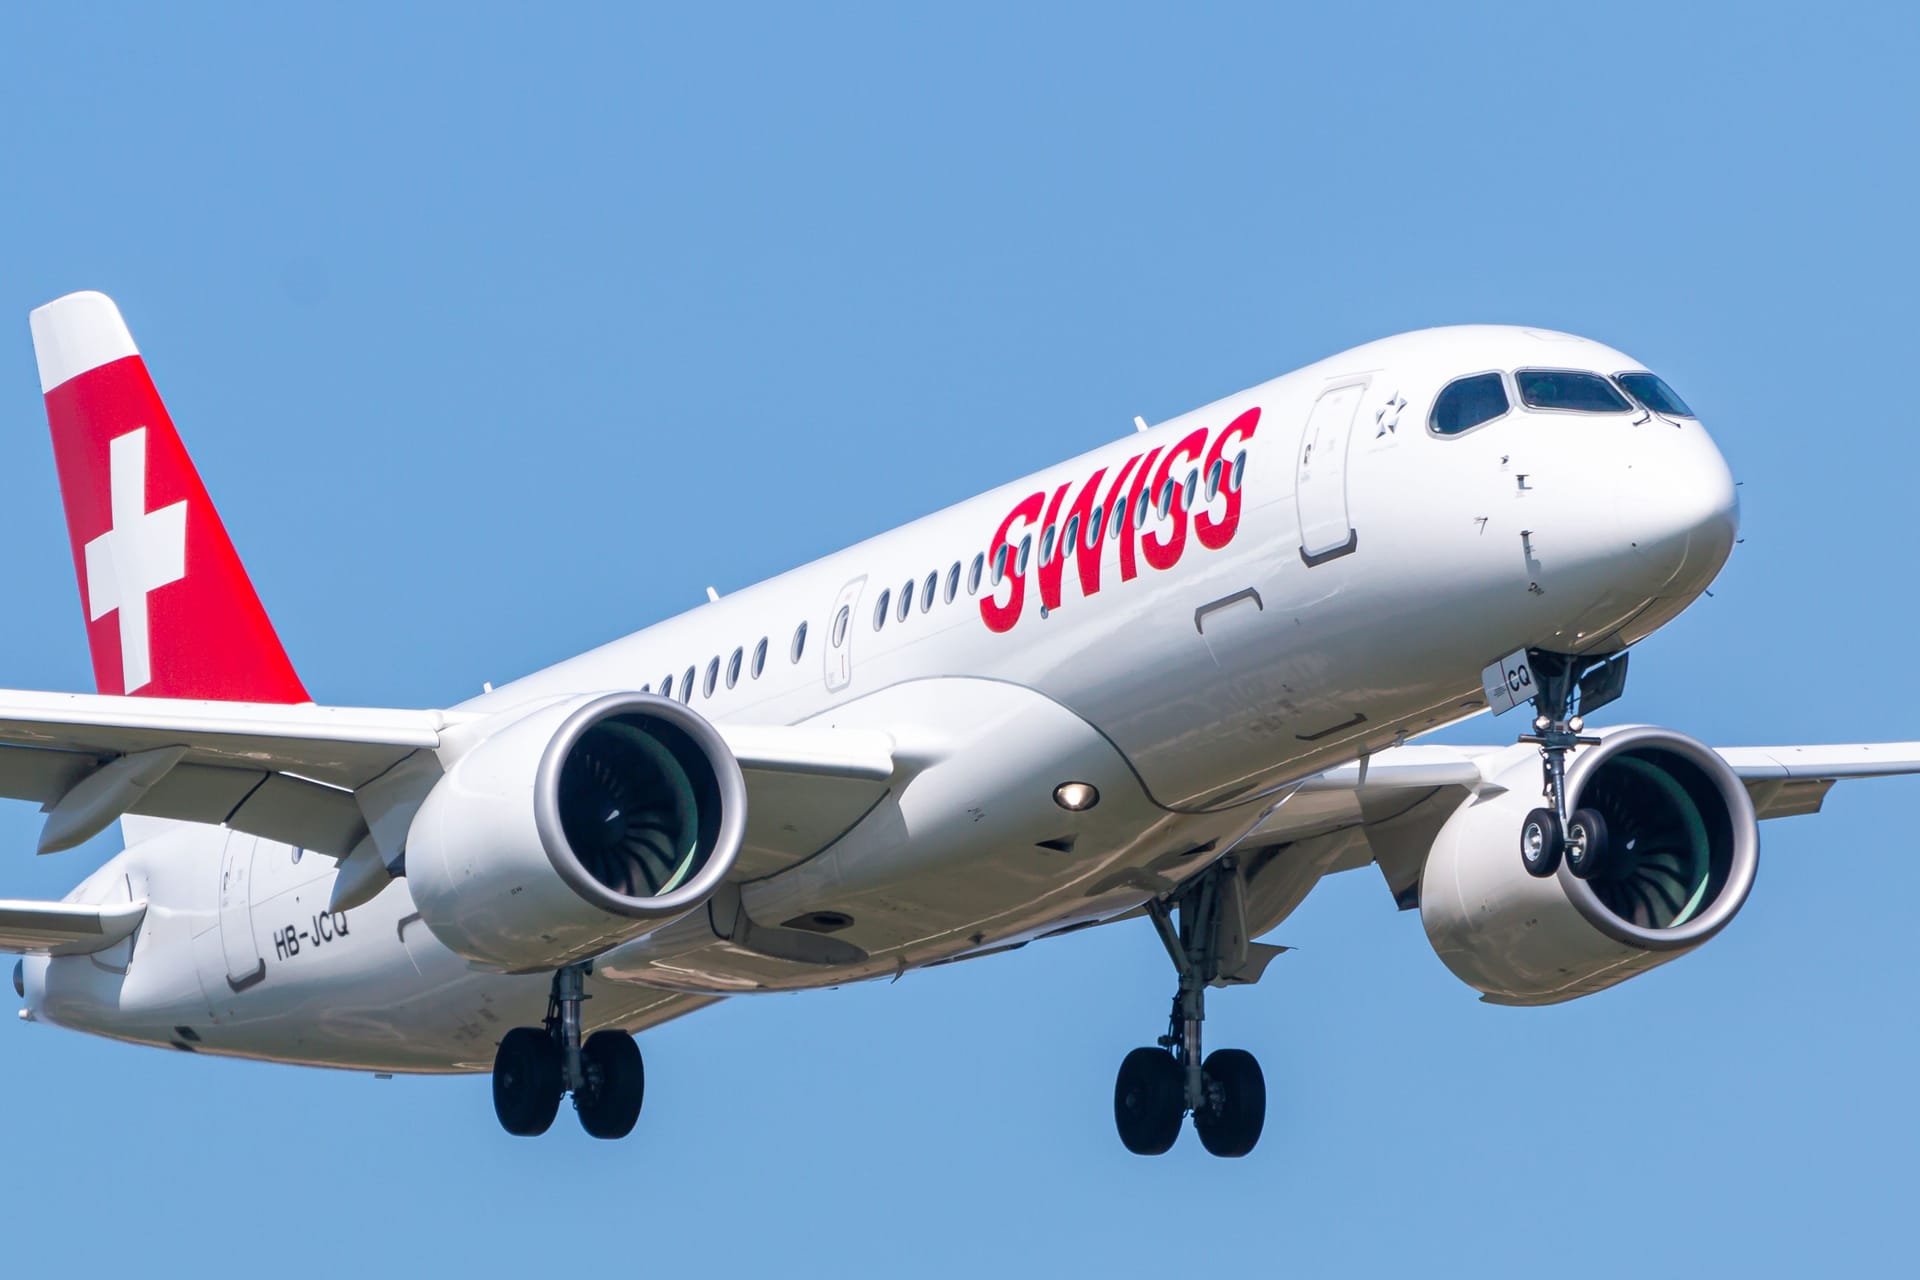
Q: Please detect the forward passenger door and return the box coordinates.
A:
[1296,379,1368,565]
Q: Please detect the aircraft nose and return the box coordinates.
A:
[1617,419,1740,597]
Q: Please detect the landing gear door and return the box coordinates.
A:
[823,576,865,693]
[218,831,265,992]
[1296,379,1368,566]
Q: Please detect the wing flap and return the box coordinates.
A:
[0,898,146,956]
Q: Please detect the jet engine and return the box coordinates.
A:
[1419,726,1758,1005]
[405,692,746,972]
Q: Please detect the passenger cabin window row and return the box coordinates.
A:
[873,550,987,633]
[657,440,1263,693]
[870,452,1249,635]
[1429,367,1697,436]
[645,629,789,706]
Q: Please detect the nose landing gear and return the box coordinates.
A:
[1517,650,1619,881]
[1113,861,1273,1158]
[490,962,646,1139]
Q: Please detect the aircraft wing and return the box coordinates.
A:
[1230,738,1920,933]
[1246,739,1920,850]
[0,689,899,869]
[1710,743,1920,818]
[0,897,147,956]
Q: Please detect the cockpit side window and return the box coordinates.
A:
[1429,372,1510,436]
[1615,371,1696,418]
[1515,369,1632,413]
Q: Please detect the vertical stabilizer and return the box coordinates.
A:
[29,292,309,703]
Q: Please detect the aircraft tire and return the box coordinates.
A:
[576,1030,645,1140]
[1114,1047,1184,1155]
[1193,1048,1265,1158]
[1521,807,1564,877]
[1564,807,1610,880]
[493,1027,563,1137]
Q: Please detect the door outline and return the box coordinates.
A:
[217,831,266,992]
[823,576,866,693]
[1296,378,1369,566]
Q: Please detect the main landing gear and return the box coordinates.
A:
[1113,864,1267,1158]
[1517,650,1623,882]
[492,963,646,1139]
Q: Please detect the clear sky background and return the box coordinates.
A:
[2,4,1915,1274]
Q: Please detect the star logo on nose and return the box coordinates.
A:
[1375,391,1408,438]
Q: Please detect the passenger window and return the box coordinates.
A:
[992,544,1008,585]
[832,606,849,646]
[1088,504,1104,546]
[1515,369,1631,413]
[640,682,651,695]
[1017,534,1032,574]
[1040,524,1056,564]
[752,637,768,678]
[1430,372,1510,435]
[1156,480,1173,519]
[1063,516,1079,558]
[1230,449,1247,490]
[791,621,808,662]
[897,582,912,622]
[704,658,719,697]
[661,674,673,698]
[1182,468,1198,510]
[1615,371,1696,418]
[874,589,891,630]
[922,571,937,612]
[945,561,961,603]
[970,552,986,594]
[726,647,742,689]
[1134,490,1150,528]
[1206,460,1222,500]
[679,667,695,703]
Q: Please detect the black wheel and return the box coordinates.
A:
[1193,1048,1266,1158]
[576,1030,645,1140]
[1565,807,1611,880]
[492,1027,562,1137]
[1113,1047,1184,1155]
[1521,807,1564,877]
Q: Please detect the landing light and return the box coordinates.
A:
[1053,782,1100,812]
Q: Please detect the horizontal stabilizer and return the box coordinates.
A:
[0,897,146,956]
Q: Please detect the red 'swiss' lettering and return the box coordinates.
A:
[1051,465,1110,606]
[1083,455,1137,598]
[1141,427,1206,572]
[1117,445,1162,583]
[979,490,1045,634]
[978,410,1259,633]
[1195,407,1260,550]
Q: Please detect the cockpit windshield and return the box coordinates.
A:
[1429,372,1509,435]
[1615,371,1696,418]
[1515,369,1632,413]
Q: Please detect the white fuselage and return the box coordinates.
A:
[21,325,1739,1072]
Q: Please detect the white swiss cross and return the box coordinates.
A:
[83,428,187,693]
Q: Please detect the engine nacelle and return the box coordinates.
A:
[1420,726,1758,1005]
[406,692,746,972]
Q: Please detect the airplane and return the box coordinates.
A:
[6,291,1916,1157]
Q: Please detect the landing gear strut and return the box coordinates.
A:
[1517,650,1616,881]
[1113,863,1267,1158]
[490,962,645,1139]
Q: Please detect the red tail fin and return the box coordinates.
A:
[29,292,309,703]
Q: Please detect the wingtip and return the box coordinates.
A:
[29,290,139,395]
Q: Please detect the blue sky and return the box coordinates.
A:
[2,4,1915,1274]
